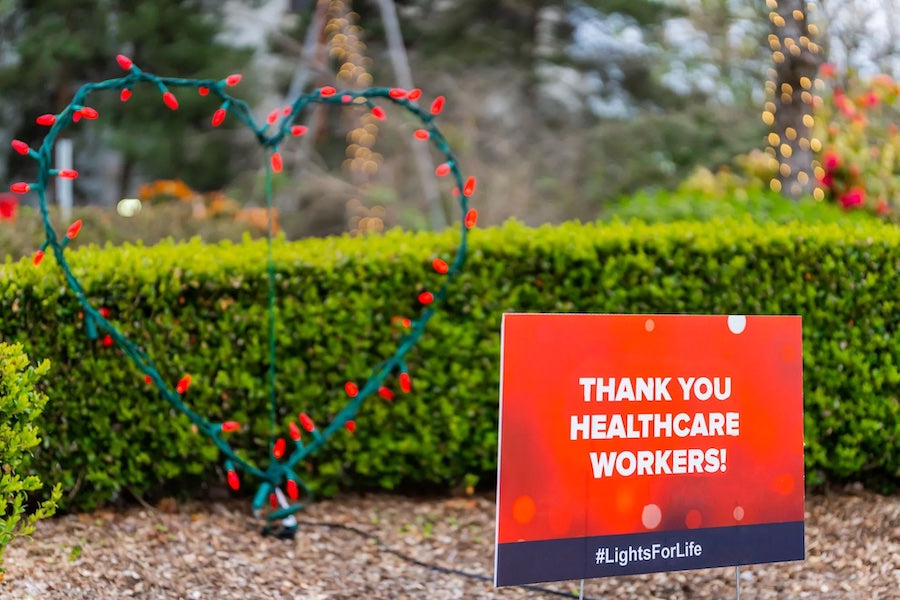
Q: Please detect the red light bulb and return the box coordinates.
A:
[101,335,113,348]
[33,250,44,266]
[176,374,191,394]
[66,219,83,239]
[432,258,449,274]
[291,125,308,136]
[435,163,451,177]
[408,89,422,100]
[80,107,99,119]
[144,375,152,384]
[430,96,445,115]
[272,437,286,459]
[10,183,30,194]
[116,54,133,70]
[270,152,283,173]
[286,479,299,500]
[269,493,278,509]
[289,421,301,441]
[211,108,227,127]
[299,413,315,432]
[227,470,240,491]
[319,86,336,97]
[345,381,359,397]
[413,129,429,140]
[99,307,111,318]
[266,109,278,125]
[198,86,209,96]
[378,386,394,401]
[225,74,242,86]
[345,420,356,433]
[221,421,240,432]
[11,140,29,155]
[341,94,352,104]
[463,176,477,196]
[162,91,179,110]
[36,114,56,126]
[465,209,478,229]
[371,106,386,120]
[58,169,78,179]
[388,88,407,99]
[418,291,434,305]
[399,373,411,393]
[120,89,132,102]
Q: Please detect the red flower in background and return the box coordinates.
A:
[839,187,865,209]
[822,150,841,172]
[859,91,879,107]
[0,193,18,221]
[819,63,837,78]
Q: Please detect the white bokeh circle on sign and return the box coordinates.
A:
[641,504,662,529]
[727,315,746,334]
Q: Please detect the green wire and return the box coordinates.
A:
[265,153,278,453]
[12,58,475,521]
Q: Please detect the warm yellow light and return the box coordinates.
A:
[780,163,792,176]
[780,143,793,158]
[801,91,812,104]
[781,83,793,94]
[762,111,775,125]
[785,127,797,140]
[765,101,776,112]
[803,114,815,127]
[117,198,142,217]
[810,138,822,152]
[768,132,781,145]
[813,187,825,201]
[792,9,804,20]
[770,178,783,192]
[773,51,785,63]
[800,77,812,89]
[797,171,809,185]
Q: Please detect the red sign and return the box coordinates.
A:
[495,314,804,586]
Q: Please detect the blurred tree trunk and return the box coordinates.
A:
[769,0,821,198]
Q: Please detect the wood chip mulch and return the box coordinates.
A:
[2,484,897,599]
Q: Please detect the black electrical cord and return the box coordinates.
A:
[291,519,596,599]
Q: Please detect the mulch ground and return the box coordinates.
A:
[2,484,897,599]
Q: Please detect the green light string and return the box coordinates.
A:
[8,54,478,522]
[264,154,278,457]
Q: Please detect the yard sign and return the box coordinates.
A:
[494,313,804,586]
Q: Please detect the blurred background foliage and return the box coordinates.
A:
[0,0,897,252]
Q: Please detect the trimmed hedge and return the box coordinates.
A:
[0,219,897,509]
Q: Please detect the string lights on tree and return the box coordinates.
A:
[763,0,823,199]
[8,54,477,535]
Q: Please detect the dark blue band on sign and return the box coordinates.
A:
[495,521,804,587]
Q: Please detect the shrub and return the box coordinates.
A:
[813,65,900,219]
[0,220,897,510]
[0,343,61,571]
